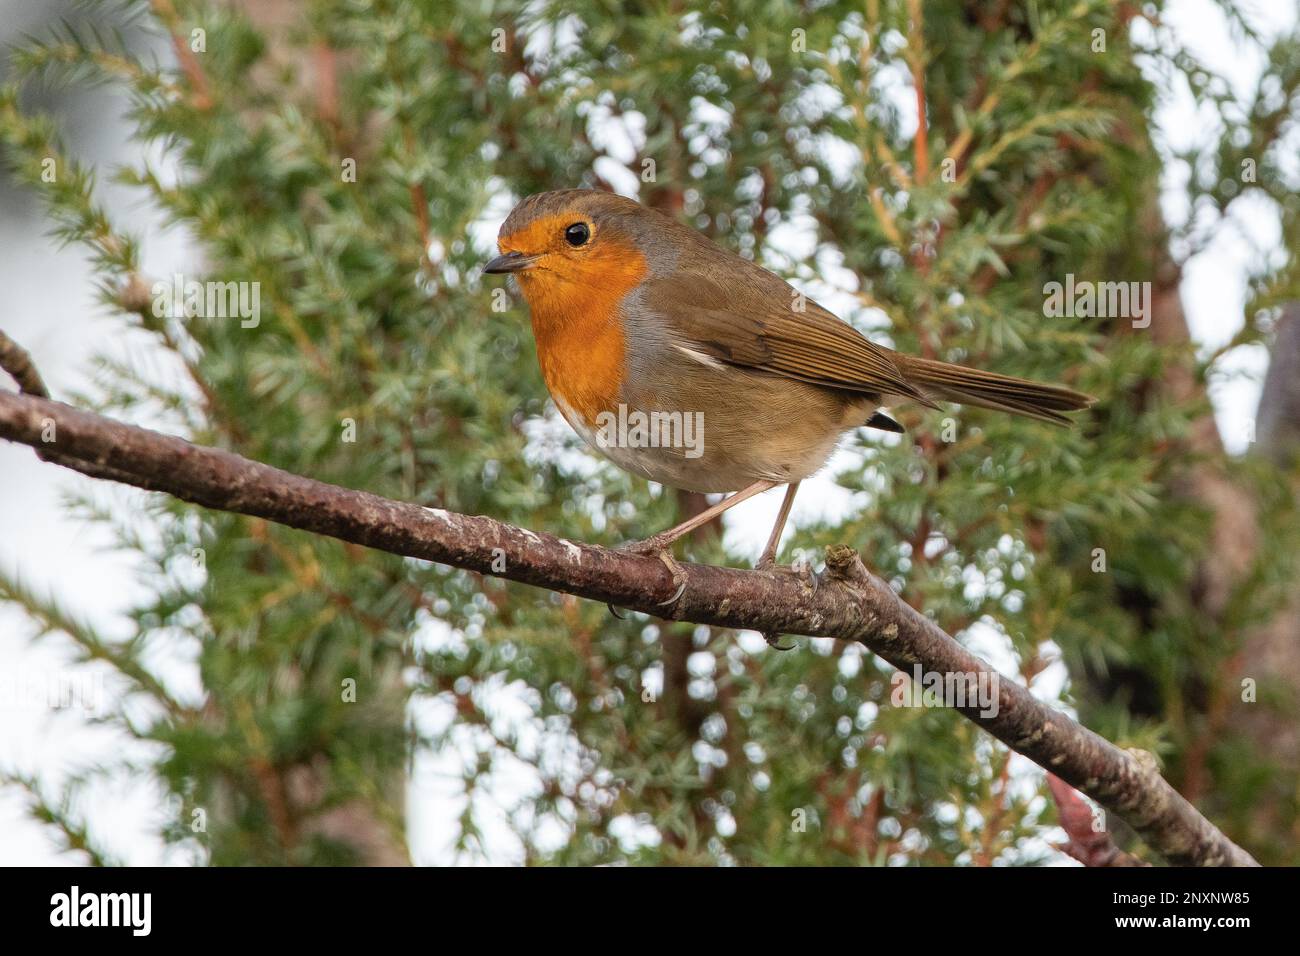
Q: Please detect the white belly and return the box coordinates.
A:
[552,391,869,493]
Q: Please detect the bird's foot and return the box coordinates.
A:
[754,557,814,650]
[607,538,687,616]
[792,557,819,595]
[755,556,818,594]
[649,549,688,610]
[617,533,677,557]
[762,631,796,651]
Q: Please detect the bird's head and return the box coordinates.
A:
[483,189,672,315]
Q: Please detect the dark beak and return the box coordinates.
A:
[482,251,538,274]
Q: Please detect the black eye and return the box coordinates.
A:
[564,222,590,246]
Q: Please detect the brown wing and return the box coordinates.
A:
[640,269,936,407]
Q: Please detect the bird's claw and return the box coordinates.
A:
[653,550,687,610]
[754,558,811,649]
[610,540,687,615]
[762,631,796,651]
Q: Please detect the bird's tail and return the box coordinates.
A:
[896,355,1093,427]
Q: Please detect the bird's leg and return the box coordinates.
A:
[609,480,777,618]
[619,479,778,556]
[756,482,802,648]
[607,549,690,617]
[756,481,800,570]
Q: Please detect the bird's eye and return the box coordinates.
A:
[564,222,590,247]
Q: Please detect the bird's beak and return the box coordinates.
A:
[482,251,539,274]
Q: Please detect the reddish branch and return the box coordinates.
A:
[152,0,213,111]
[1047,774,1148,867]
[0,358,1258,867]
[907,0,929,186]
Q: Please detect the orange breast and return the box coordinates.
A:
[518,244,648,428]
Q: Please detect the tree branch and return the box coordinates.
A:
[0,330,48,398]
[0,386,1258,867]
[1257,303,1300,467]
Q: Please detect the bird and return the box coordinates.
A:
[483,188,1092,579]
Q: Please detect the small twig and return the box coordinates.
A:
[151,0,213,111]
[906,0,929,185]
[313,42,340,132]
[0,329,49,398]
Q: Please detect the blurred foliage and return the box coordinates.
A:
[1,0,1297,864]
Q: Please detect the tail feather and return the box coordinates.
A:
[896,355,1093,427]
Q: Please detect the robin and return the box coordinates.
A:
[484,189,1092,577]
